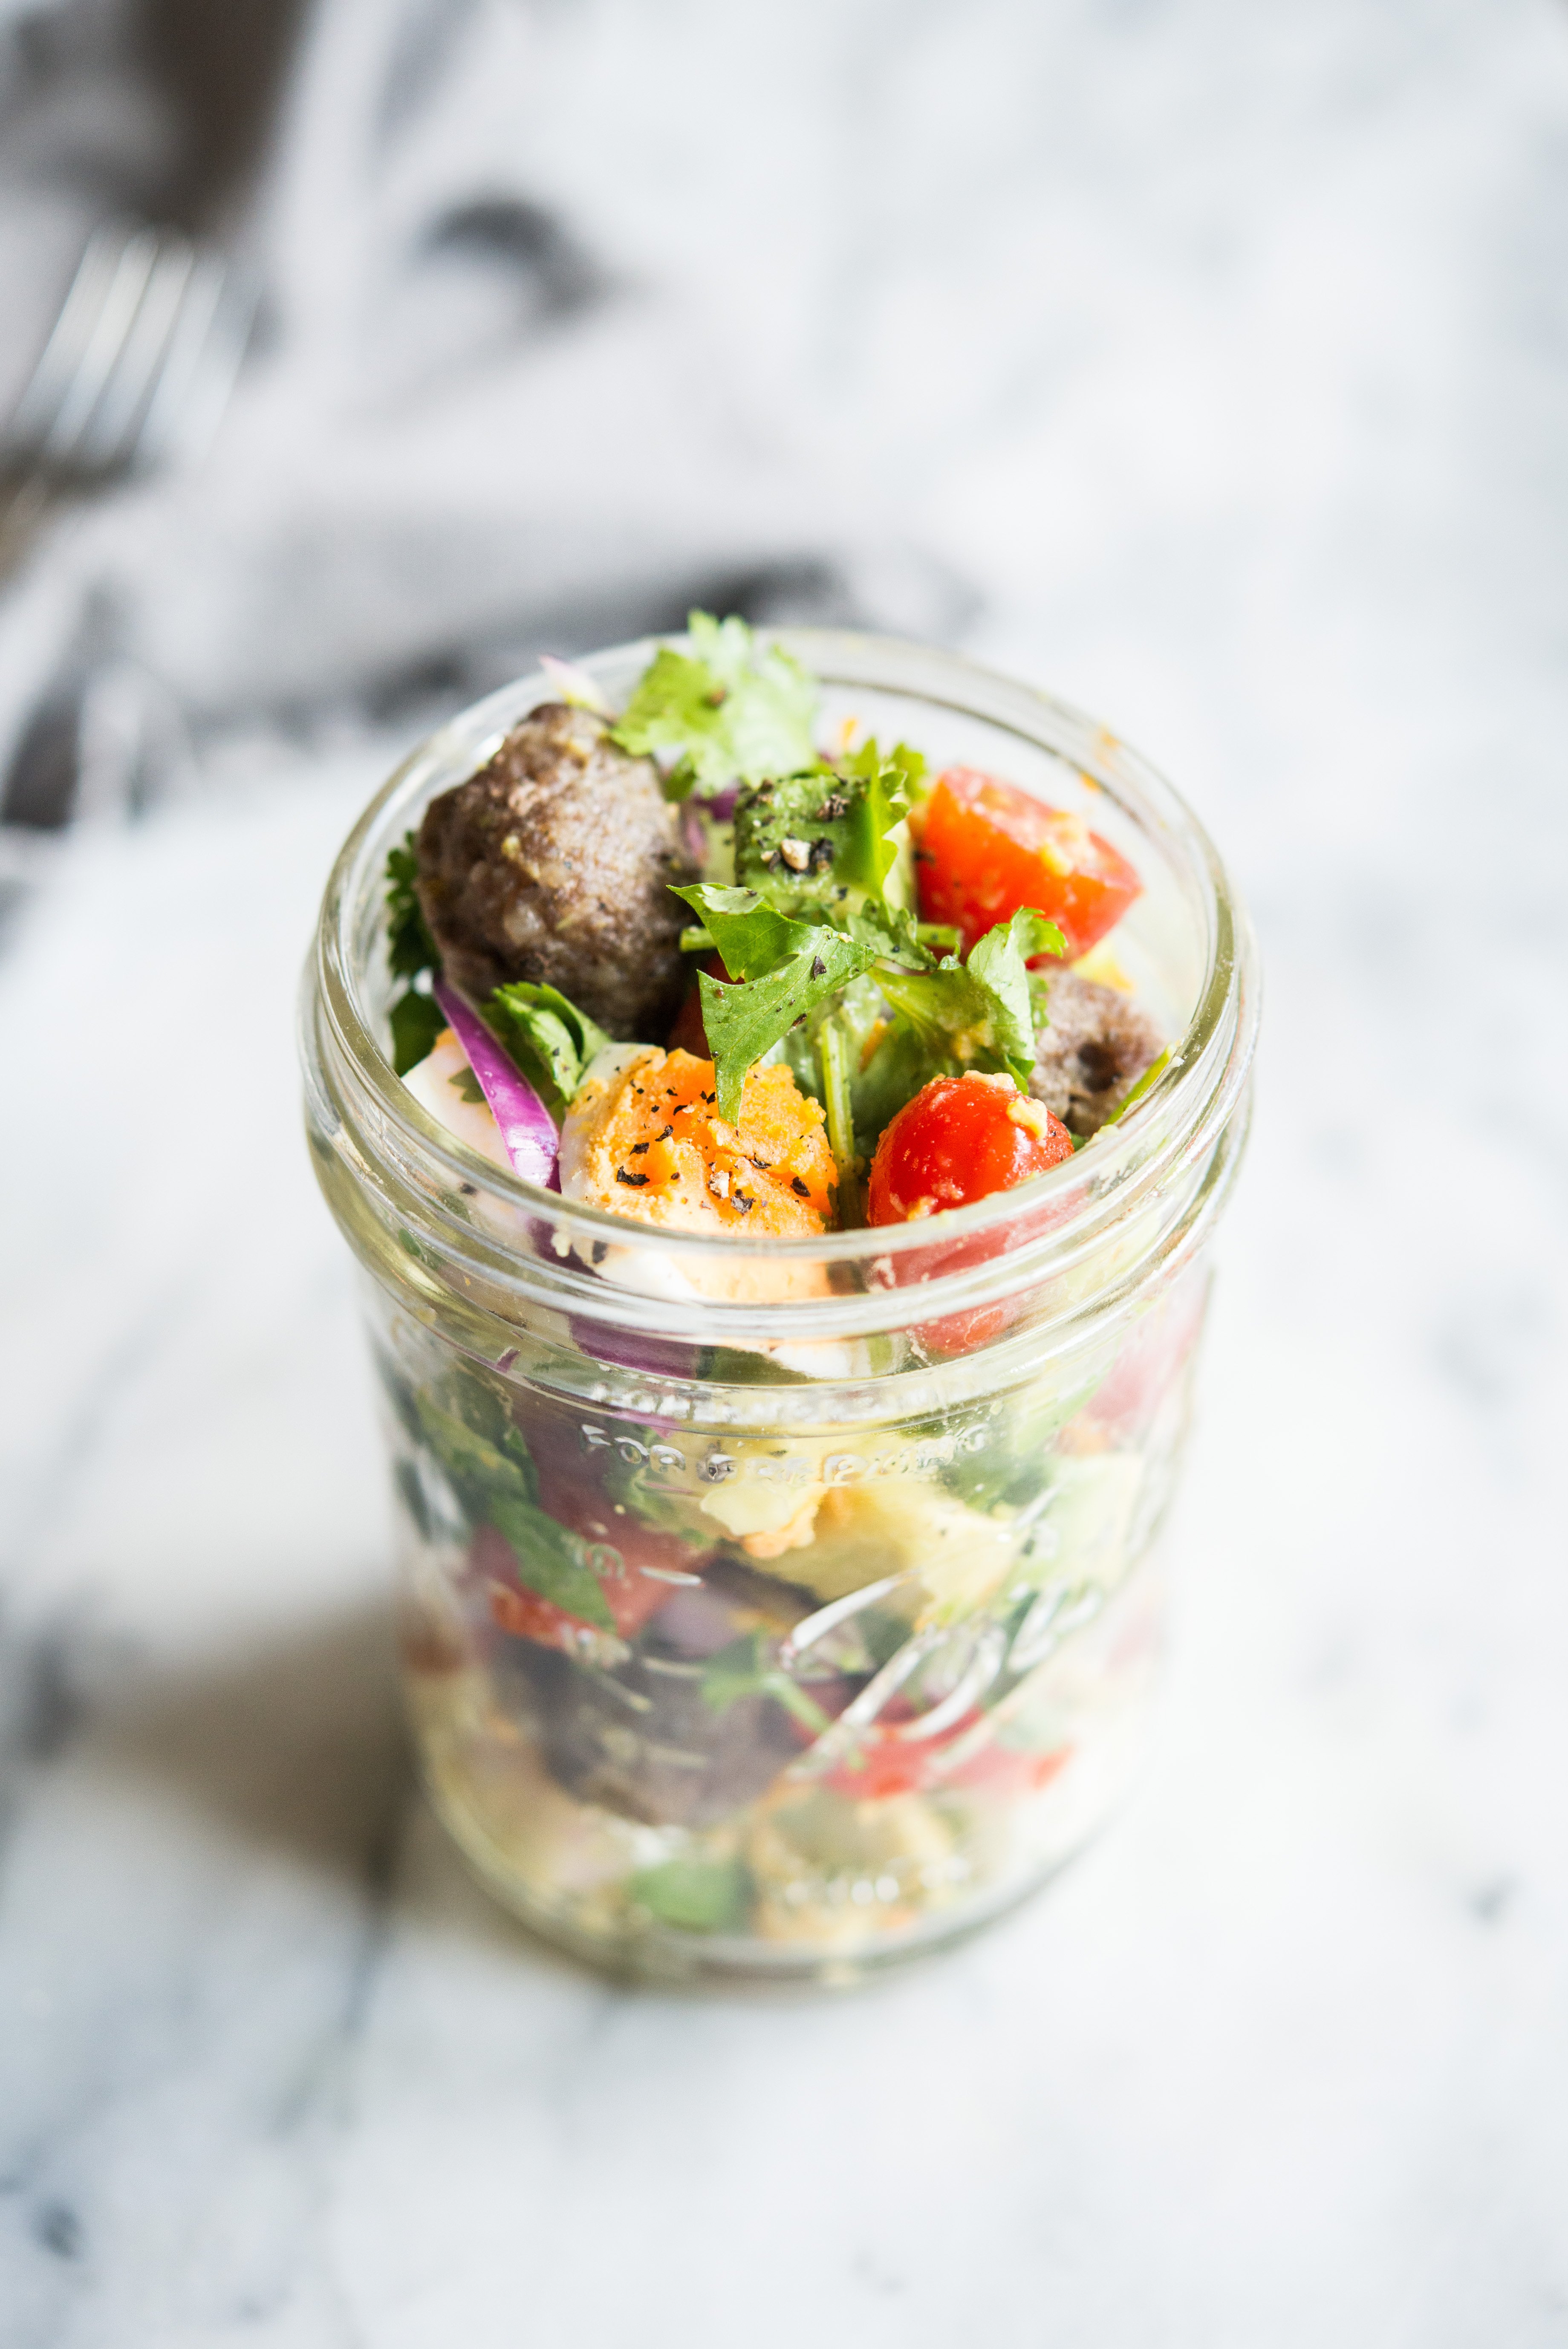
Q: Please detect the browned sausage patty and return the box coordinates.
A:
[1028,964,1163,1136]
[415,702,697,1040]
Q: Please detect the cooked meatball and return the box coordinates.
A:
[1028,964,1163,1136]
[414,702,696,1039]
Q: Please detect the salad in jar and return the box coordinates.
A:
[306,618,1254,1979]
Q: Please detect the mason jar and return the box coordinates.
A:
[300,630,1259,1985]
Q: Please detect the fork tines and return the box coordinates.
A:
[7,219,252,485]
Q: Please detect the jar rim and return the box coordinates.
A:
[306,628,1258,1323]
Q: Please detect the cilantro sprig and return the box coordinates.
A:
[876,908,1065,1091]
[412,1385,617,1632]
[697,922,877,1122]
[670,886,1064,1132]
[384,833,446,1075]
[702,1630,834,1736]
[666,726,1067,1132]
[386,836,438,979]
[609,610,818,800]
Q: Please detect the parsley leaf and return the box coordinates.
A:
[874,959,996,1068]
[966,908,1067,1081]
[670,881,885,1124]
[485,981,609,1124]
[670,882,814,979]
[699,929,875,1122]
[674,745,947,1127]
[384,832,445,1073]
[389,988,446,1078]
[842,895,933,967]
[664,723,940,1136]
[833,738,927,896]
[413,1389,539,1519]
[609,611,818,797]
[385,833,439,979]
[486,1491,618,1631]
[871,907,1067,1093]
[702,1630,834,1735]
[409,1382,617,1632]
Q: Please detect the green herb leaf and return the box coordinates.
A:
[843,895,933,968]
[670,882,814,979]
[630,1853,752,1933]
[965,908,1067,1081]
[413,1391,538,1515]
[385,833,439,980]
[833,738,926,896]
[873,960,991,1063]
[682,738,940,1127]
[485,981,610,1123]
[385,833,446,1072]
[487,1491,618,1631]
[608,611,817,794]
[389,987,446,1077]
[701,1630,774,1713]
[875,907,1063,1089]
[701,1631,834,1736]
[407,1379,615,1633]
[850,1015,933,1156]
[817,1013,861,1225]
[699,929,875,1122]
[1097,1045,1172,1131]
[853,906,1068,1152]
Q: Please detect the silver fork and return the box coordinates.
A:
[4,217,252,503]
[0,218,254,839]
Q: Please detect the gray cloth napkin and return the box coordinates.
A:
[0,0,967,826]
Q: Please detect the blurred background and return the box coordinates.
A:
[2,3,1565,2343]
[5,0,1562,848]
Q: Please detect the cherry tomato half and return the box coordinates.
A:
[866,1072,1075,1352]
[867,1071,1074,1225]
[914,767,1142,959]
[474,1520,673,1651]
[825,1704,1072,1802]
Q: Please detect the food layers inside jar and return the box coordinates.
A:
[381,1265,1204,1966]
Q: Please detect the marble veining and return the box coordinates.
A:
[3,3,1568,2342]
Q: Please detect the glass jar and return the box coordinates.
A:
[300,630,1259,1985]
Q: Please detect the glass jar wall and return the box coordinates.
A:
[300,630,1258,1984]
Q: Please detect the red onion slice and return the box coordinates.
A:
[433,979,558,1187]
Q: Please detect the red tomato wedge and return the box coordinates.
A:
[914,767,1142,959]
[824,1704,1072,1802]
[866,1072,1075,1352]
[866,1071,1074,1227]
[471,1514,679,1654]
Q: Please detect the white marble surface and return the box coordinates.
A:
[4,3,1568,2342]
